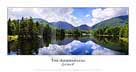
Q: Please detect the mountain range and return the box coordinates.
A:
[33,15,128,30]
[91,15,128,29]
[33,18,91,30]
[76,25,91,30]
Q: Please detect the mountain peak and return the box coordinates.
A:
[79,24,90,27]
[76,24,91,30]
[32,18,48,24]
[51,21,74,30]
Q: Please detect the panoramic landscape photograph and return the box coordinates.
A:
[8,7,128,55]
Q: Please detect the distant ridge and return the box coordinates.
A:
[91,15,128,29]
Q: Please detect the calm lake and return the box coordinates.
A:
[8,36,128,55]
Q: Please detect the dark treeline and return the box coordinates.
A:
[8,17,128,41]
[8,17,42,36]
[8,17,92,41]
[92,21,128,38]
[8,17,128,42]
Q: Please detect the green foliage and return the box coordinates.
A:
[119,22,128,38]
[92,22,128,39]
[8,16,128,42]
[92,15,128,29]
[8,17,94,41]
[8,18,18,35]
[65,29,91,36]
[43,24,52,43]
[73,29,81,36]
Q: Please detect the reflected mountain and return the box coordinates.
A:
[38,40,123,55]
[8,36,127,55]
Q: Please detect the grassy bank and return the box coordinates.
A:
[119,37,128,43]
[8,35,18,41]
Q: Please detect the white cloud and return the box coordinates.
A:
[8,7,128,27]
[87,7,128,27]
[34,8,83,27]
[8,8,40,19]
[8,8,82,27]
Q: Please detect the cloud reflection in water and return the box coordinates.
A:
[38,40,122,55]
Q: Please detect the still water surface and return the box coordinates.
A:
[8,36,128,55]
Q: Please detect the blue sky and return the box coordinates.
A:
[72,8,93,18]
[8,7,128,27]
[72,8,93,25]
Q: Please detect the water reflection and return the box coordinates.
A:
[93,36,128,54]
[39,40,123,55]
[8,36,127,55]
